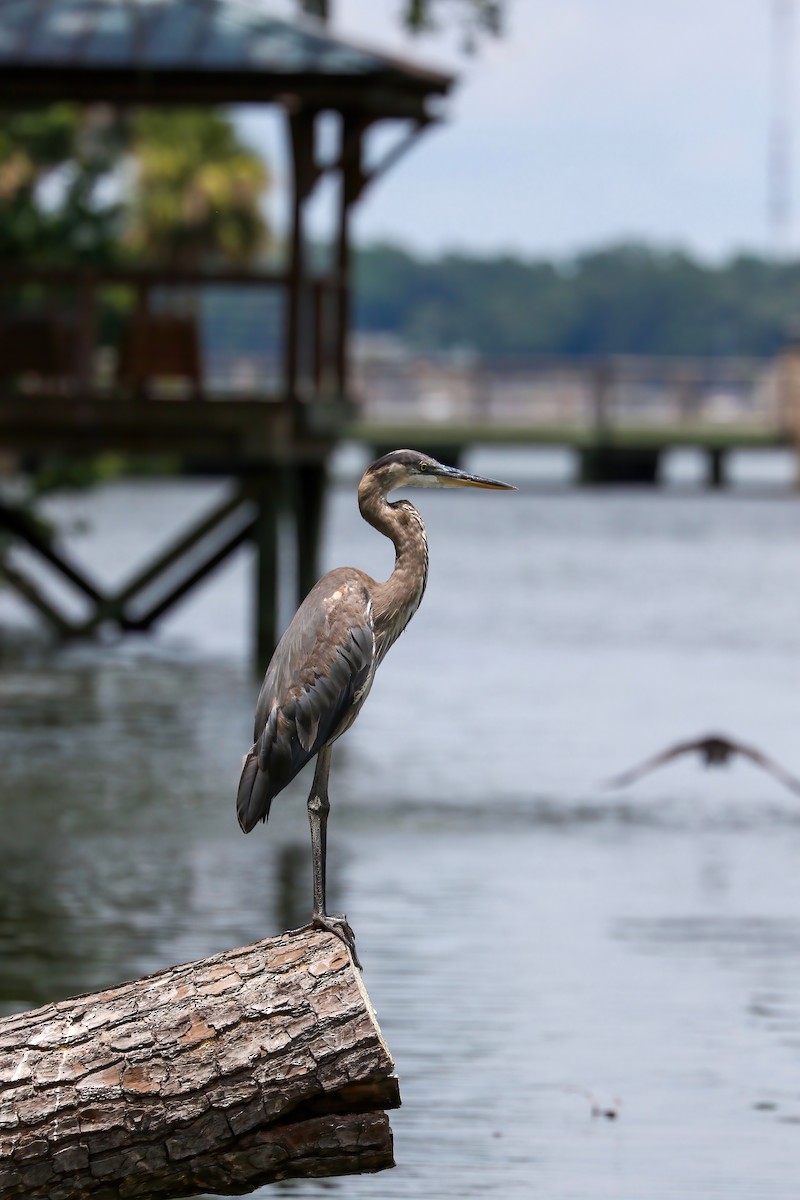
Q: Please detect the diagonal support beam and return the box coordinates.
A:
[0,559,80,637]
[0,502,105,603]
[0,478,290,665]
[78,489,254,633]
[120,513,256,632]
[0,488,259,640]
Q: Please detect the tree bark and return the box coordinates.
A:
[0,929,399,1199]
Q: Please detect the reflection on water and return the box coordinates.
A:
[3,451,800,1197]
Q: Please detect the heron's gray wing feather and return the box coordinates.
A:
[237,747,272,830]
[237,572,375,833]
[735,743,800,796]
[604,739,700,789]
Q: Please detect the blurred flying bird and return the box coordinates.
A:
[604,733,800,796]
[237,450,515,966]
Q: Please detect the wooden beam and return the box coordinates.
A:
[334,117,365,398]
[250,475,282,672]
[0,397,301,463]
[0,267,292,286]
[125,517,255,631]
[77,491,255,633]
[353,116,436,196]
[0,68,447,117]
[0,929,399,1200]
[0,560,78,637]
[285,110,317,410]
[0,504,105,605]
[293,461,327,605]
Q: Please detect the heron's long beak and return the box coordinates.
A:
[432,464,516,490]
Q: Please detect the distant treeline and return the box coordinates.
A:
[353,242,800,358]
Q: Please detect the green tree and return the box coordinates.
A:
[125,110,270,268]
[0,105,125,265]
[0,105,270,269]
[354,241,800,358]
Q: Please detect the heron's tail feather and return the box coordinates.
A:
[237,746,273,833]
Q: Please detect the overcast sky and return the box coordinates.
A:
[247,1,794,260]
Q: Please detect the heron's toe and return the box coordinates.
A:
[311,912,361,970]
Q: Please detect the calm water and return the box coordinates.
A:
[3,447,800,1198]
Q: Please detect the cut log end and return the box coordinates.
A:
[0,929,400,1200]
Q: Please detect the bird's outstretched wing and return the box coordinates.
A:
[603,738,705,789]
[731,741,800,797]
[237,570,376,833]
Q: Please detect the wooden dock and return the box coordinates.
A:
[349,350,796,485]
[0,265,347,666]
[0,336,795,662]
[0,0,454,668]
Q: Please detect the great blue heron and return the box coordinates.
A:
[237,449,515,965]
[605,733,800,796]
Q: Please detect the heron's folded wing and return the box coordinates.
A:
[242,575,376,825]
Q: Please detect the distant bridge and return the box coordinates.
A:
[0,301,796,667]
[348,352,796,485]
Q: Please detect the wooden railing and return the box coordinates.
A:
[0,266,348,407]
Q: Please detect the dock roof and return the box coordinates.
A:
[0,0,453,115]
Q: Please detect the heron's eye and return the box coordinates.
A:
[418,463,428,472]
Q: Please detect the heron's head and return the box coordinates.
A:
[362,449,516,497]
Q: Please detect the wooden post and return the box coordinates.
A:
[335,120,362,400]
[250,474,282,673]
[131,280,150,402]
[707,446,725,488]
[285,110,317,415]
[579,444,661,485]
[0,928,399,1200]
[74,273,97,397]
[590,360,612,435]
[293,460,327,604]
[774,337,800,487]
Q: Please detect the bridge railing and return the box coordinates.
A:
[352,352,790,436]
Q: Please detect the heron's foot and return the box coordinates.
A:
[309,912,362,970]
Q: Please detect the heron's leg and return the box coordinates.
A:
[308,744,332,918]
[306,745,361,968]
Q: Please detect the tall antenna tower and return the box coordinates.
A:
[769,0,794,255]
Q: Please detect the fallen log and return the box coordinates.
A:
[0,928,399,1199]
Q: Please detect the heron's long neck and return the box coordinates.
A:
[358,483,429,658]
